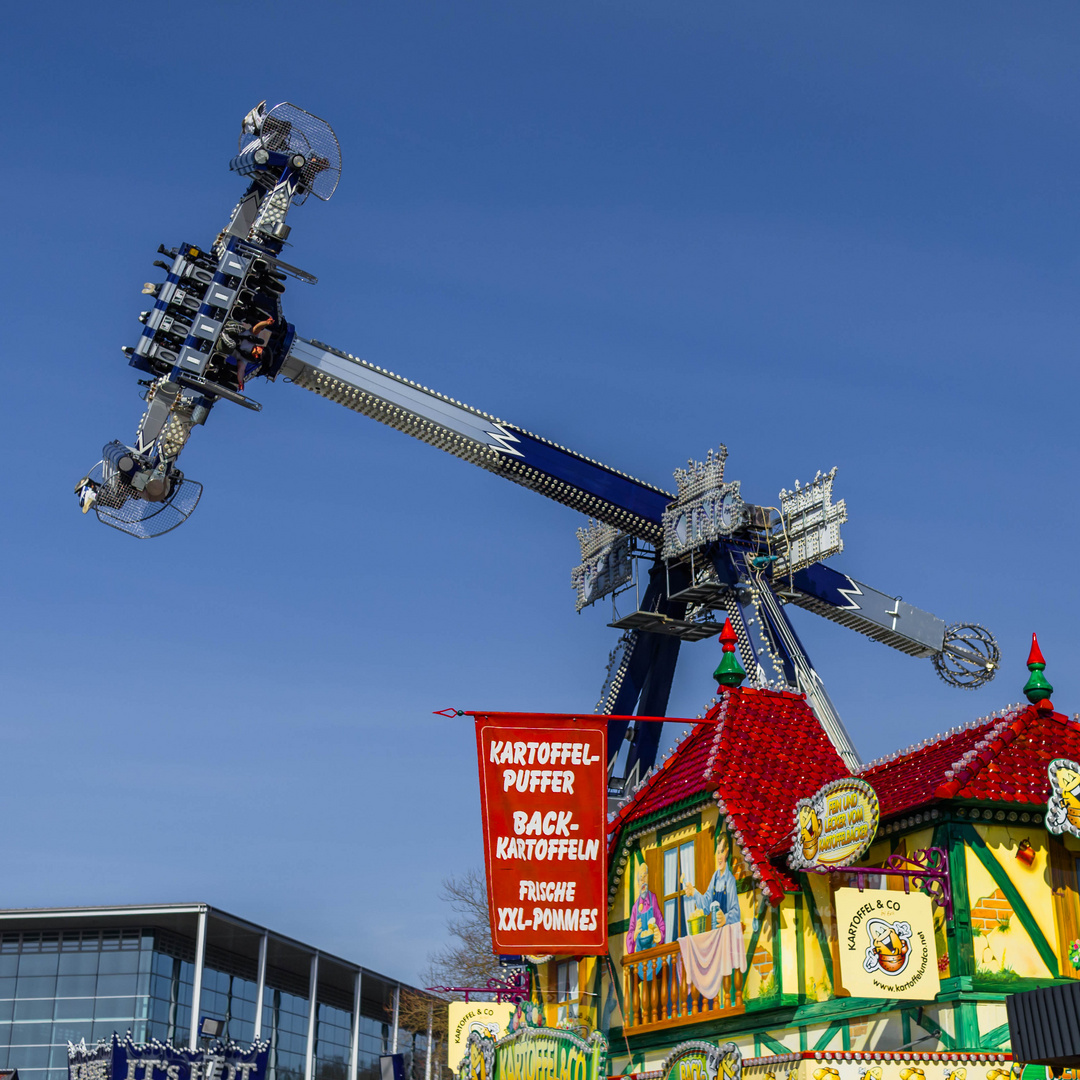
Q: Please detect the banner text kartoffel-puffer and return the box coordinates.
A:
[474,715,608,954]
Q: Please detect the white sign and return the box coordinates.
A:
[834,888,941,1001]
[448,1002,515,1067]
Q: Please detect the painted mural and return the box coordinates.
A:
[611,814,761,1034]
[627,861,665,955]
[680,831,748,1003]
[524,674,1080,1079]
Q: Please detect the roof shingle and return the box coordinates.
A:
[607,686,1080,905]
[609,685,850,903]
[861,702,1080,815]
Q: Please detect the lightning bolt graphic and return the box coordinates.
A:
[485,423,524,457]
[836,575,864,611]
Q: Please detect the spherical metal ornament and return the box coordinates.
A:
[932,623,1001,690]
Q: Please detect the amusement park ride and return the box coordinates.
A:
[75,102,1000,794]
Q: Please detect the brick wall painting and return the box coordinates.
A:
[972,889,1013,934]
[965,846,1051,981]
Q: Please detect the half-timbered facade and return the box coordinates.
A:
[529,649,1080,1080]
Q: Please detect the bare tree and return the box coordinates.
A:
[397,988,449,1039]
[395,990,449,1080]
[387,871,499,1080]
[425,869,502,993]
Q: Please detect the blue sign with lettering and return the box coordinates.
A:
[69,1034,268,1080]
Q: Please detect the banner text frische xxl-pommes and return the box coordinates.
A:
[474,715,608,954]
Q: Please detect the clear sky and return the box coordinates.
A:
[3,2,1080,985]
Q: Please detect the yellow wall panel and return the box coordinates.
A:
[800,898,830,1002]
[965,845,1051,979]
[779,896,799,997]
[744,898,776,1002]
[978,825,1057,943]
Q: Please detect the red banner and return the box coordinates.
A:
[474,714,608,955]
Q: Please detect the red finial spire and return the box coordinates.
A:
[1023,631,1053,709]
[713,618,746,688]
[1027,632,1046,668]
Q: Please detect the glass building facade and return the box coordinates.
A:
[0,907,432,1080]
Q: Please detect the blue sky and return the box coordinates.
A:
[3,2,1080,984]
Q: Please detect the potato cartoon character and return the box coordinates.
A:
[813,1069,840,1080]
[862,1069,883,1080]
[898,1070,925,1080]
[943,1069,966,1080]
[1056,765,1080,828]
[866,918,910,973]
[799,805,821,861]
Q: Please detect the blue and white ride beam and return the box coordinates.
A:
[280,338,673,541]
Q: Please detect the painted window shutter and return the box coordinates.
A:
[695,825,715,894]
[644,846,663,903]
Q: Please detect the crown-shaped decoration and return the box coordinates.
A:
[571,520,633,612]
[662,446,747,560]
[774,467,847,576]
[672,445,728,502]
[576,518,623,561]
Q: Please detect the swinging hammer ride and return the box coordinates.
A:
[74,102,1000,793]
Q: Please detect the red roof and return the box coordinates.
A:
[861,702,1080,815]
[607,685,1080,904]
[608,685,850,903]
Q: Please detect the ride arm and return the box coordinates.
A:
[784,562,945,656]
[281,339,994,682]
[781,561,997,684]
[280,337,672,542]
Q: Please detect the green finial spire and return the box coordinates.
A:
[713,618,746,688]
[1023,632,1054,705]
